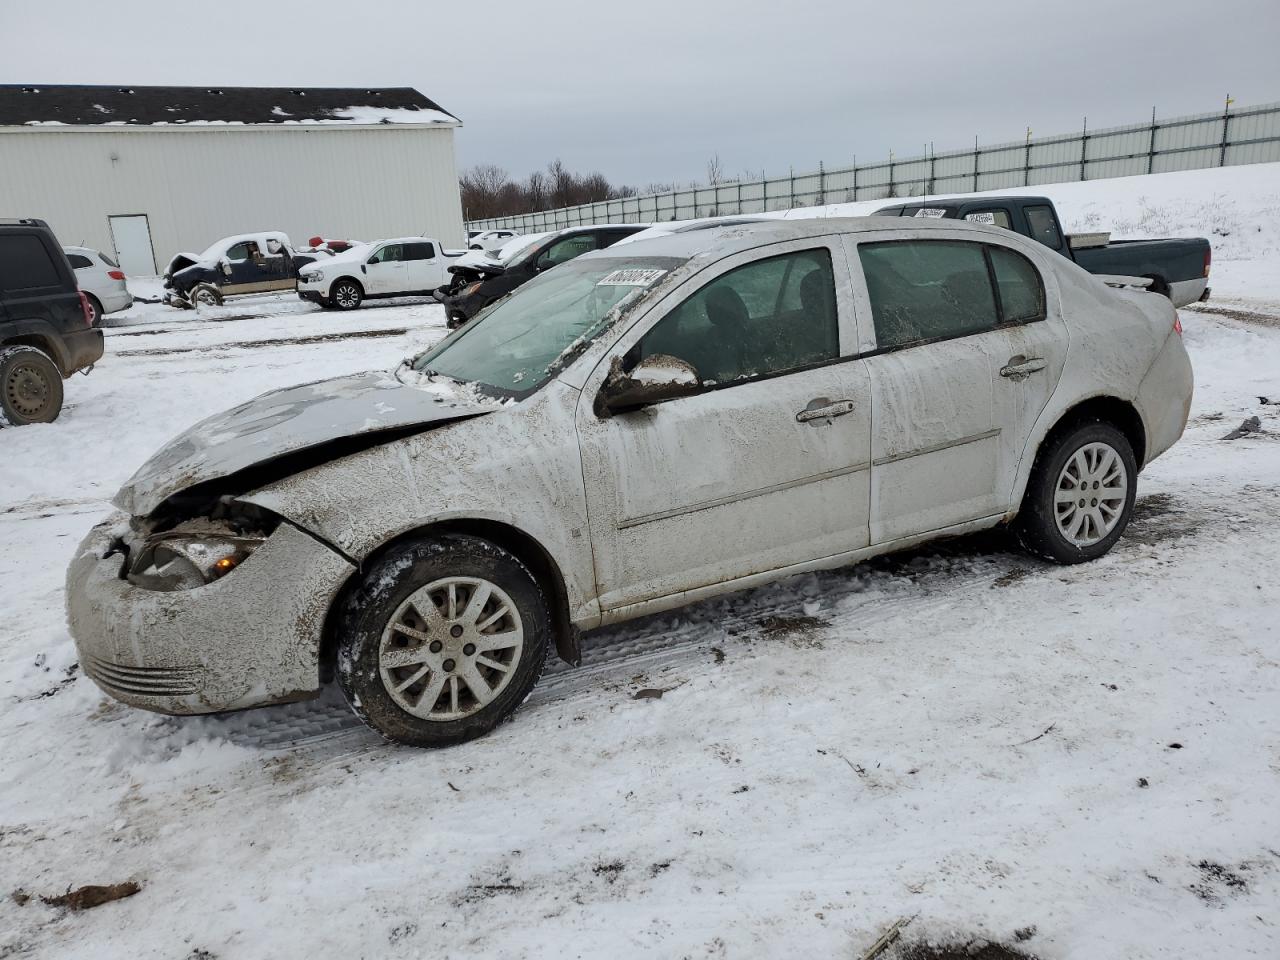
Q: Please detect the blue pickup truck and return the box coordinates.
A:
[874,196,1211,307]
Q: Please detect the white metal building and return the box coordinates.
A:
[0,85,465,276]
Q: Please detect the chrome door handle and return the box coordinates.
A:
[796,399,856,424]
[1000,356,1046,381]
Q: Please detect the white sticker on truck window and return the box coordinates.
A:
[913,208,947,218]
[597,268,667,286]
[964,211,997,224]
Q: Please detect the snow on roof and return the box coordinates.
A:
[0,85,460,127]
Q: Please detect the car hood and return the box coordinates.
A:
[114,370,503,516]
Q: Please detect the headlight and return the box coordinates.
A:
[127,532,266,591]
[463,281,483,297]
[300,270,323,283]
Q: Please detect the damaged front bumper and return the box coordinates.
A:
[66,512,354,715]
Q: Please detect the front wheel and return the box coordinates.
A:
[190,283,223,308]
[337,534,550,746]
[1015,421,1137,564]
[331,280,363,310]
[0,345,64,426]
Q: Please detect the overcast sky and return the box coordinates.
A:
[4,0,1279,188]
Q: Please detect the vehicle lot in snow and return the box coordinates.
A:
[2,166,1279,959]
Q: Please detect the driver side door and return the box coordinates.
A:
[365,243,407,294]
[575,240,873,618]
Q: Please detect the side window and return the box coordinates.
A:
[539,235,598,268]
[67,253,94,269]
[370,244,404,264]
[858,240,998,349]
[963,209,1013,230]
[637,248,838,385]
[1024,205,1063,250]
[406,242,436,260]
[0,235,62,289]
[989,246,1046,324]
[224,242,252,261]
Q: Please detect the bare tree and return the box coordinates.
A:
[706,153,725,186]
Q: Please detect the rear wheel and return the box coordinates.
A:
[337,534,550,746]
[84,294,103,326]
[1015,421,1136,563]
[0,345,64,426]
[332,280,363,310]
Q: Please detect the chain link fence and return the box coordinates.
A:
[466,100,1280,232]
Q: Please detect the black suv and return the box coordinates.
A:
[0,218,103,425]
[435,224,647,328]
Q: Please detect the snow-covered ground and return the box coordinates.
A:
[2,165,1279,960]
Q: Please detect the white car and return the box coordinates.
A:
[67,217,1192,747]
[296,237,458,310]
[468,229,518,253]
[63,246,133,323]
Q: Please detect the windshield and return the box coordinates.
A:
[410,256,684,399]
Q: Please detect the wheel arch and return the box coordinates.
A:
[1011,394,1147,521]
[332,275,364,295]
[0,333,68,375]
[318,517,580,682]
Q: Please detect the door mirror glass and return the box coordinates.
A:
[599,355,700,415]
[219,258,232,276]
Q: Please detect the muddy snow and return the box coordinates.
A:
[2,165,1279,959]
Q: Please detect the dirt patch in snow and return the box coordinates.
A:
[1126,493,1201,546]
[756,614,829,647]
[116,327,410,357]
[891,941,1039,960]
[1183,304,1280,328]
[1189,859,1250,904]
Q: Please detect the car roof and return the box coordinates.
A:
[587,215,1022,261]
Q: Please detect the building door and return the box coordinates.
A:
[108,215,157,277]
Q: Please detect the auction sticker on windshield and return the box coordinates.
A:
[597,268,668,286]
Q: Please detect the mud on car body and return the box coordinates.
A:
[68,217,1193,746]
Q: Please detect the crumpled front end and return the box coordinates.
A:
[66,511,354,715]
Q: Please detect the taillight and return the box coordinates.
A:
[78,290,94,326]
[1203,248,1211,278]
[107,269,126,281]
[1173,314,1183,336]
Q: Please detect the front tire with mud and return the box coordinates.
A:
[190,283,224,308]
[1015,421,1137,564]
[337,534,550,747]
[0,345,64,426]
[331,279,363,310]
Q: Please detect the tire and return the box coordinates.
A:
[331,279,363,310]
[190,283,223,308]
[337,534,550,746]
[0,345,64,426]
[1014,421,1137,564]
[84,293,103,326]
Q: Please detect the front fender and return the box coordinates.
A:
[237,383,601,629]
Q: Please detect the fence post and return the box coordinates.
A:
[1147,106,1157,174]
[928,143,936,194]
[1023,126,1032,186]
[1220,94,1233,166]
[852,156,857,201]
[1080,117,1088,181]
[789,166,795,208]
[817,161,825,206]
[973,135,979,192]
[888,151,895,198]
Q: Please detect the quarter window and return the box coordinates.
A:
[1024,205,1063,250]
[0,235,61,289]
[859,241,998,349]
[67,253,94,269]
[637,248,839,385]
[989,247,1046,323]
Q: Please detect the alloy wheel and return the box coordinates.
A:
[378,577,524,721]
[1054,441,1128,546]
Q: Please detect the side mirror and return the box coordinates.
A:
[219,259,232,276]
[598,354,700,416]
[368,255,380,265]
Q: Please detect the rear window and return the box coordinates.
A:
[0,235,63,290]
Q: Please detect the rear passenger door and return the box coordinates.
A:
[403,241,443,290]
[848,234,1062,543]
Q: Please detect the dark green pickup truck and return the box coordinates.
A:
[874,196,1211,307]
